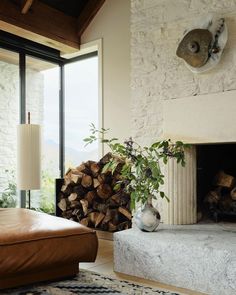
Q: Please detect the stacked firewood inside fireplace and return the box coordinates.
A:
[57,153,132,232]
[204,170,236,221]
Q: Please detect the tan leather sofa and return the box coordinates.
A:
[0,208,98,289]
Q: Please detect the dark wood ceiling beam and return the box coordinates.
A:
[21,0,34,14]
[0,0,80,53]
[77,0,105,39]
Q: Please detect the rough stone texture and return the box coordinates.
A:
[131,0,236,146]
[0,62,19,193]
[0,60,43,197]
[114,224,236,295]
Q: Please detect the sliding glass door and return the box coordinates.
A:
[64,55,99,170]
[0,48,19,208]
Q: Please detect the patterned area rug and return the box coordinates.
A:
[2,270,180,295]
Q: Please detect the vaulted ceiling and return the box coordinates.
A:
[0,0,105,54]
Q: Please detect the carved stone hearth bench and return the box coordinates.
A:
[114,224,236,295]
[0,208,98,289]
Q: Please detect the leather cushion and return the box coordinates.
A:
[0,208,94,245]
[0,208,98,276]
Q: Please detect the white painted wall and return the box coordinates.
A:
[81,0,131,143]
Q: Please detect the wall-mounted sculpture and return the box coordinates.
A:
[176,15,228,73]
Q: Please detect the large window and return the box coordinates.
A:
[0,48,19,208]
[0,32,99,211]
[65,56,99,170]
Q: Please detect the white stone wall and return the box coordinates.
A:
[0,61,19,193]
[0,60,43,195]
[26,69,44,125]
[131,0,236,145]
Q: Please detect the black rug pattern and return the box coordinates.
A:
[1,270,180,295]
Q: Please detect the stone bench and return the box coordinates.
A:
[114,224,236,295]
[0,208,98,289]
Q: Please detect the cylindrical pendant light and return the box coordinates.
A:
[17,124,41,190]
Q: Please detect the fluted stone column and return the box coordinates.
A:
[161,146,197,224]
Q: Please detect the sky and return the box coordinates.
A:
[43,56,99,154]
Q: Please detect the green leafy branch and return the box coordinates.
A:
[84,124,189,209]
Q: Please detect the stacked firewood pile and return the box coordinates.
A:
[205,170,236,217]
[57,153,132,232]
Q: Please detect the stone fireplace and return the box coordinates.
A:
[130,0,236,226]
[114,2,236,293]
[161,90,236,224]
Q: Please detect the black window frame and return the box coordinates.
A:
[0,30,98,208]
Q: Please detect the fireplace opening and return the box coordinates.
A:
[197,144,236,222]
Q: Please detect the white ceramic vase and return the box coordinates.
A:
[134,197,161,232]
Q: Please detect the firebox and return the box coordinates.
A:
[197,144,236,222]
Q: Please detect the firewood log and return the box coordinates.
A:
[102,209,112,224]
[72,209,80,216]
[108,222,117,232]
[65,168,72,176]
[101,209,119,226]
[70,200,80,208]
[62,209,73,219]
[73,185,87,197]
[93,178,100,188]
[89,212,100,225]
[76,163,87,172]
[61,183,73,196]
[205,188,221,204]
[68,193,78,202]
[97,184,112,199]
[58,198,67,211]
[84,191,96,205]
[215,171,235,188]
[111,193,130,206]
[113,162,124,174]
[117,221,130,231]
[230,187,236,200]
[61,184,68,193]
[80,217,89,227]
[99,152,113,165]
[64,175,71,186]
[81,174,93,188]
[111,193,121,204]
[100,222,109,231]
[97,174,106,184]
[95,212,105,227]
[80,199,89,216]
[118,207,132,220]
[70,173,83,184]
[80,162,93,175]
[90,162,100,177]
[76,210,84,220]
[107,198,119,208]
[93,201,108,213]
